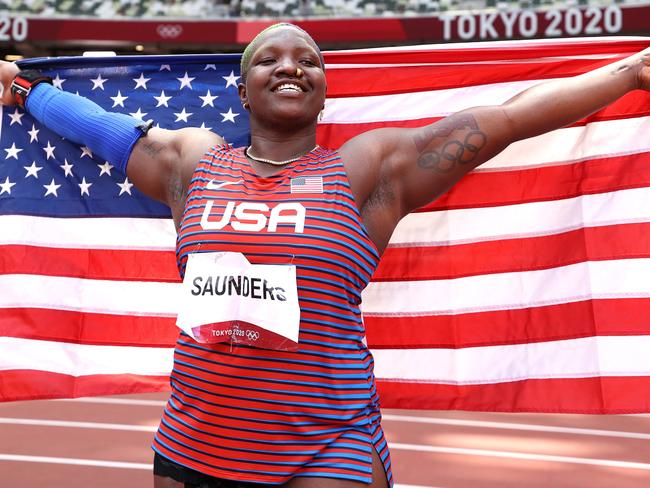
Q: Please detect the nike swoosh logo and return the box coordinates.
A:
[206,179,243,190]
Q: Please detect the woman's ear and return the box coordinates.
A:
[238,83,249,110]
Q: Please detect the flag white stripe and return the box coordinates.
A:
[0,274,178,316]
[0,337,173,376]
[362,258,650,315]
[0,215,176,250]
[3,335,650,385]
[390,186,650,246]
[0,258,646,318]
[323,79,542,123]
[374,335,650,384]
[482,116,650,171]
[3,186,648,250]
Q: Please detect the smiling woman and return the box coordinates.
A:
[1,21,649,488]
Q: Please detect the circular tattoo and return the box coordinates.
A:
[459,130,487,164]
[418,151,454,173]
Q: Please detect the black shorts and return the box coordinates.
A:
[153,453,276,488]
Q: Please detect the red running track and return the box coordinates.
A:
[0,392,649,487]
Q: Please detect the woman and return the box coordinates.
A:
[1,23,649,488]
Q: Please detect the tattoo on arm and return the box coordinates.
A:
[168,169,185,204]
[138,140,165,159]
[414,114,487,173]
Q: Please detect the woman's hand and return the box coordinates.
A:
[0,60,20,106]
[637,48,650,91]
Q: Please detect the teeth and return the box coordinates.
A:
[275,83,302,92]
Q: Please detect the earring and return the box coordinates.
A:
[318,109,324,122]
[242,101,249,110]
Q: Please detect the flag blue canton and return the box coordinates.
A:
[0,55,247,218]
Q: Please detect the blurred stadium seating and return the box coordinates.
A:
[2,0,649,18]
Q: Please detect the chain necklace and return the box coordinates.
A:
[245,145,319,166]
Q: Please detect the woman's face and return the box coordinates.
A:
[239,28,326,129]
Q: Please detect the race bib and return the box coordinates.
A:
[176,252,300,350]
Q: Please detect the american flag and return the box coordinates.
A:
[290,175,324,193]
[1,38,650,413]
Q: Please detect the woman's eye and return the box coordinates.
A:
[258,58,275,65]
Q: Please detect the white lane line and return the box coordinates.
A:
[381,414,650,440]
[7,412,650,442]
[390,443,650,470]
[0,418,157,432]
[57,398,166,407]
[0,454,150,469]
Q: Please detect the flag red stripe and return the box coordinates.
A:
[423,152,650,212]
[325,58,619,97]
[4,298,649,351]
[377,223,650,281]
[4,222,648,289]
[0,308,178,346]
[376,375,650,413]
[0,369,170,402]
[365,298,650,348]
[0,245,179,282]
[324,39,650,66]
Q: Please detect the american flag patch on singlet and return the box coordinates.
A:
[290,176,323,193]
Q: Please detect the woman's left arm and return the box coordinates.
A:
[341,48,650,251]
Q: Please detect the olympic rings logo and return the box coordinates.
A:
[246,330,260,341]
[156,24,183,39]
[418,130,487,173]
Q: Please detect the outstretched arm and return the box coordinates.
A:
[0,61,223,225]
[341,47,650,252]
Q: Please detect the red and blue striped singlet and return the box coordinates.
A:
[152,145,393,485]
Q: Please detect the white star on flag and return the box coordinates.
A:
[5,142,23,159]
[177,72,195,90]
[98,161,114,176]
[204,64,216,70]
[199,90,218,107]
[24,162,43,178]
[133,73,151,89]
[90,74,107,90]
[43,178,61,197]
[154,91,172,107]
[78,177,93,196]
[80,146,93,158]
[43,141,56,160]
[199,122,213,131]
[223,71,240,88]
[220,108,239,123]
[159,64,171,71]
[0,176,16,195]
[129,108,148,120]
[117,177,134,195]
[174,108,193,122]
[111,91,128,107]
[60,159,74,176]
[27,124,39,143]
[52,74,66,89]
[8,108,24,126]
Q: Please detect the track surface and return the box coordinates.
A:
[1,392,649,487]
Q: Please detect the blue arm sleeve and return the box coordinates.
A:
[25,82,151,173]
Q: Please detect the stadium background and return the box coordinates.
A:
[0,0,649,58]
[1,1,650,487]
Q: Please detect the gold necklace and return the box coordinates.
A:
[245,145,318,166]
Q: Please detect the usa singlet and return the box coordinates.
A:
[152,145,393,485]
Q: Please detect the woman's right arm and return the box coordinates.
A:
[0,61,224,224]
[126,127,224,225]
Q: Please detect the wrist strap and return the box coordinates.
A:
[11,70,53,108]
